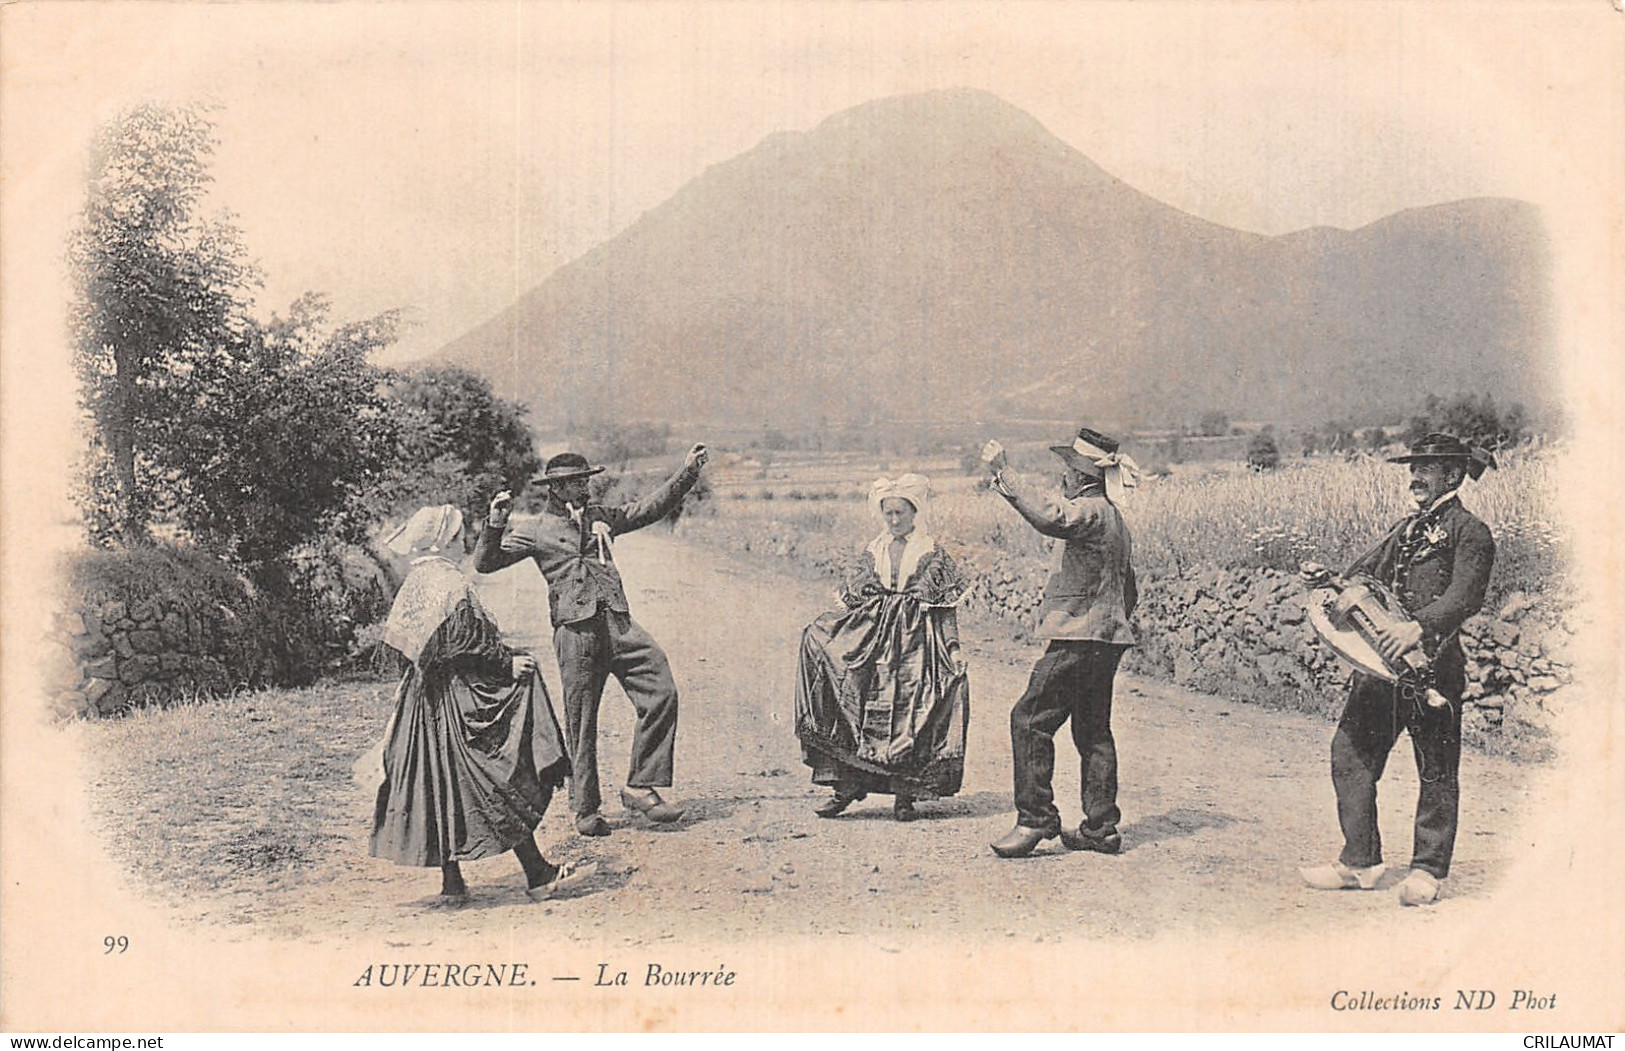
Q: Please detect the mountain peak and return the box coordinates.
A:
[437,93,1551,432]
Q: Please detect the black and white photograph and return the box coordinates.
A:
[2,0,1621,1034]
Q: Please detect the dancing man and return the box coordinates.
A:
[476,443,709,837]
[982,426,1139,859]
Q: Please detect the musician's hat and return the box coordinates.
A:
[532,452,606,485]
[1049,426,1120,476]
[1387,432,1497,481]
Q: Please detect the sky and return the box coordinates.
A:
[4,1,1618,369]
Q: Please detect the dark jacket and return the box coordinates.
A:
[998,474,1137,645]
[1345,494,1496,684]
[473,462,701,628]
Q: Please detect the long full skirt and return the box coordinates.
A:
[794,594,968,798]
[370,664,569,866]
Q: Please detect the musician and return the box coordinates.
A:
[981,427,1140,859]
[1299,432,1496,906]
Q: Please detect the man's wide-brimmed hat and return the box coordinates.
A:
[1387,432,1498,480]
[533,452,606,484]
[1049,426,1120,472]
[1048,425,1140,505]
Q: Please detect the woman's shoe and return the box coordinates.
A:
[892,797,917,822]
[525,859,600,902]
[814,790,865,818]
[620,787,684,823]
[1299,861,1385,890]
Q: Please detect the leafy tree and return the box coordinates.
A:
[67,102,258,542]
[381,365,542,521]
[1403,392,1529,449]
[578,420,672,469]
[165,293,404,577]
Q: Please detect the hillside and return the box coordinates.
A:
[436,88,1552,431]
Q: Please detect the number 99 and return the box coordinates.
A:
[103,935,128,954]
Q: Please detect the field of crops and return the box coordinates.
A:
[693,443,1564,603]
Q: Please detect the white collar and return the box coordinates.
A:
[868,530,933,589]
[1420,488,1461,515]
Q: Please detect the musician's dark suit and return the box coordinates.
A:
[1333,493,1496,879]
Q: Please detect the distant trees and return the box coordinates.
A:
[1297,422,1356,457]
[1284,392,1533,462]
[1246,431,1280,471]
[1196,410,1231,438]
[578,421,673,468]
[1402,393,1529,450]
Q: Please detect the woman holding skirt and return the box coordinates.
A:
[795,475,971,821]
[366,504,592,904]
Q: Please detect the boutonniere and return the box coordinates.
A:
[1423,523,1449,548]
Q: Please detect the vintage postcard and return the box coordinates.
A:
[2,0,1621,1034]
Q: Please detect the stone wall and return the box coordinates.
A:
[678,516,1570,757]
[44,594,266,720]
[1126,568,1569,758]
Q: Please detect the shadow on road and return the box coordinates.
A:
[829,790,1010,823]
[1123,806,1241,850]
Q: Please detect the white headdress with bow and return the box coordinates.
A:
[1058,435,1141,507]
[866,474,935,589]
[385,504,465,557]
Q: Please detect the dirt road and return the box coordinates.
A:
[83,530,1537,946]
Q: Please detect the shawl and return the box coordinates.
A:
[381,556,488,665]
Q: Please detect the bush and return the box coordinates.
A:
[1245,433,1281,471]
[1197,410,1231,438]
[380,366,541,525]
[67,542,254,619]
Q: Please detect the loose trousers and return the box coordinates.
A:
[1009,640,1127,833]
[1331,669,1463,879]
[554,610,680,818]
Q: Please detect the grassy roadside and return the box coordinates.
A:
[77,680,396,915]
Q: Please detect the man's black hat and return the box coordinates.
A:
[533,452,606,484]
[1387,432,1498,480]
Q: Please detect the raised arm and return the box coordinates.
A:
[606,443,709,535]
[472,490,533,574]
[999,475,1100,538]
[981,438,1099,538]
